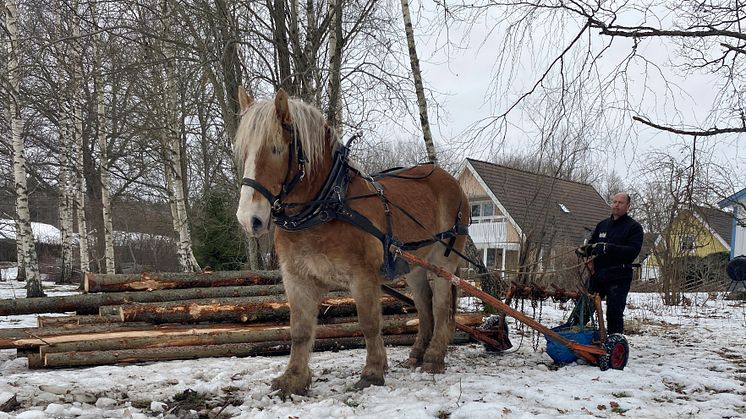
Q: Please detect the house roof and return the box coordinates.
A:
[693,206,733,247]
[465,159,611,245]
[718,186,746,208]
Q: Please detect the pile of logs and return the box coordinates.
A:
[0,270,482,369]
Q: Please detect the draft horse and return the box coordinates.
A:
[234,87,470,397]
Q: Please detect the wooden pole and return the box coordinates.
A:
[395,249,607,364]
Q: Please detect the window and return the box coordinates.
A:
[484,248,503,268]
[470,200,502,223]
[680,235,695,252]
[486,248,497,268]
[471,204,481,218]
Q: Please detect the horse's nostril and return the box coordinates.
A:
[251,216,263,231]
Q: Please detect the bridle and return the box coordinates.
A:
[240,121,307,216]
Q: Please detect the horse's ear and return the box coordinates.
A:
[275,88,292,125]
[238,86,253,114]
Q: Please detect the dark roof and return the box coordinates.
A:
[694,206,733,246]
[466,158,611,245]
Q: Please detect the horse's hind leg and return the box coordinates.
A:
[421,250,458,373]
[349,277,387,389]
[271,275,326,397]
[404,266,433,368]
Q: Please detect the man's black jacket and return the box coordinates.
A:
[589,214,644,282]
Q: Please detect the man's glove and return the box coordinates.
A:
[592,242,609,256]
[575,243,596,257]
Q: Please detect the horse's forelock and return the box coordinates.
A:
[234,96,338,176]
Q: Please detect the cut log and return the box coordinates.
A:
[84,270,282,292]
[0,322,163,349]
[38,315,121,328]
[114,293,409,324]
[34,313,483,355]
[0,284,286,316]
[38,332,471,368]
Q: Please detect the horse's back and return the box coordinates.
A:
[376,165,469,234]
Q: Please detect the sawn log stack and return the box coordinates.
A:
[0,270,482,369]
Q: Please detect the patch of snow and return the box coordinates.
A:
[0,283,744,418]
[0,220,61,245]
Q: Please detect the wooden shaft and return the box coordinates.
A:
[593,293,607,342]
[396,249,606,362]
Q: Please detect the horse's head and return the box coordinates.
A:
[234,87,331,237]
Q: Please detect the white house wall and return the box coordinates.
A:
[733,204,746,258]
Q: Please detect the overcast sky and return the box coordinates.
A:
[398,2,744,194]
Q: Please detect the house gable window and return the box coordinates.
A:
[470,200,502,223]
[680,235,696,252]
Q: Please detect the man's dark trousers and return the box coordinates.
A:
[591,278,631,335]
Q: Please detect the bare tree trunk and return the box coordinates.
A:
[326,0,343,133]
[54,0,75,284]
[162,0,199,272]
[70,0,90,274]
[91,0,115,274]
[400,0,437,164]
[58,104,76,283]
[5,0,44,297]
[271,0,293,93]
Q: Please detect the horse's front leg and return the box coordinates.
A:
[349,277,387,389]
[271,275,325,398]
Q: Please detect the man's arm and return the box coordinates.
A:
[604,222,644,261]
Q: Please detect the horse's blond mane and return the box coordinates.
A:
[234,95,338,175]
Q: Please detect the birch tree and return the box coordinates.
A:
[399,0,436,164]
[326,0,343,132]
[4,0,43,296]
[57,3,75,283]
[91,0,115,273]
[161,0,199,272]
[71,0,90,274]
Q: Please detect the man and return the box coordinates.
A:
[581,192,644,335]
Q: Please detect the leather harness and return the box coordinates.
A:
[240,123,469,279]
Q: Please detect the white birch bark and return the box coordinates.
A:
[162,0,199,272]
[326,0,343,134]
[56,0,75,284]
[400,0,437,164]
[92,0,116,274]
[71,0,90,273]
[5,0,43,296]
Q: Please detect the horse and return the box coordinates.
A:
[234,87,470,397]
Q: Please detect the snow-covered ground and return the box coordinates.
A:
[0,276,744,418]
[0,220,62,244]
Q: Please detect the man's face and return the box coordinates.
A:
[611,193,630,218]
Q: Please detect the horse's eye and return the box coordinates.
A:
[271,145,282,155]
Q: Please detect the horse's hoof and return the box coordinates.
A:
[271,373,311,399]
[421,362,446,374]
[353,375,385,390]
[405,357,422,369]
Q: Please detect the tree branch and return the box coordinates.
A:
[633,116,746,137]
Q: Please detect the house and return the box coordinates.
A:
[642,206,732,286]
[718,188,746,259]
[457,159,611,276]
